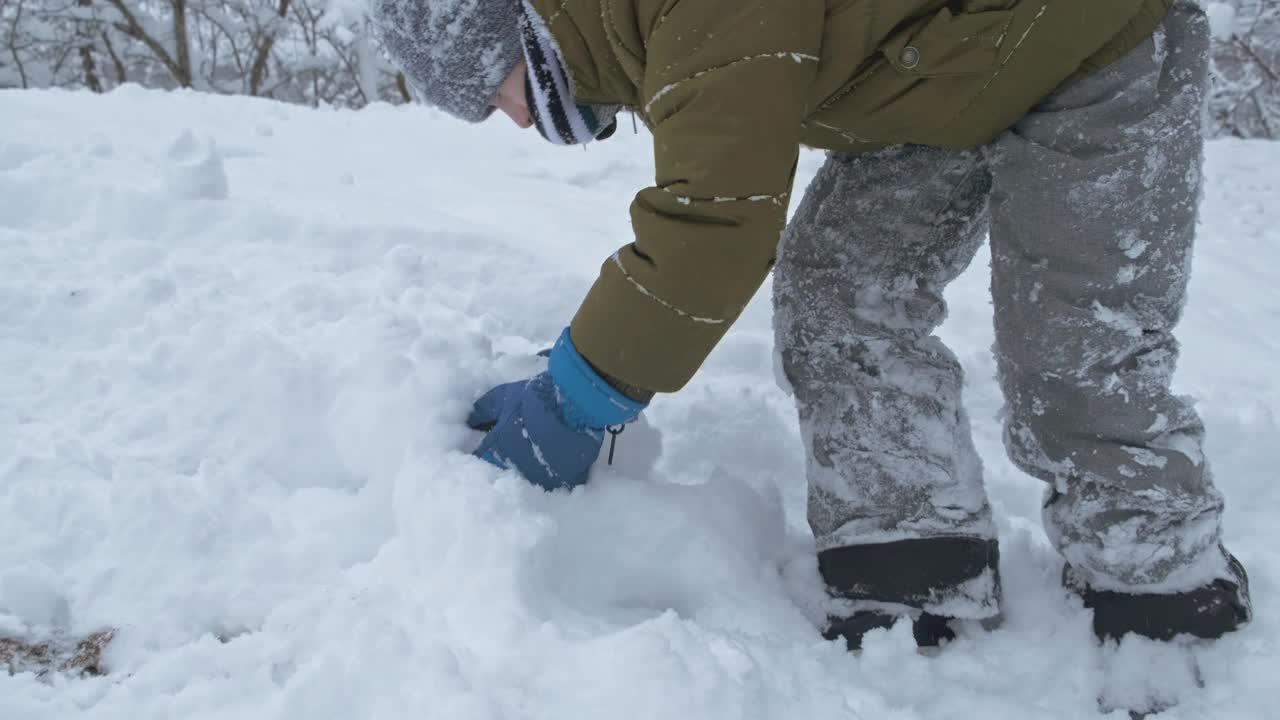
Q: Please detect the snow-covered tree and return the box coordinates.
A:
[9,0,1277,129]
[1208,0,1280,138]
[1,0,96,89]
[1,0,409,107]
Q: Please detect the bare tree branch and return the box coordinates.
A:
[6,0,31,87]
[74,0,102,91]
[395,71,410,103]
[1233,35,1279,82]
[169,0,192,86]
[100,26,125,84]
[104,0,184,84]
[189,3,247,89]
[249,0,289,95]
[6,0,418,108]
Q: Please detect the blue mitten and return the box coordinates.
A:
[467,329,647,489]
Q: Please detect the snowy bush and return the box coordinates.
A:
[0,0,410,107]
[1208,1,1279,138]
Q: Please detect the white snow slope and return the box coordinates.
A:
[2,87,1277,720]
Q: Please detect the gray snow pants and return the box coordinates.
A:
[774,3,1229,617]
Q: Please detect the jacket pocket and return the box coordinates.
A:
[882,8,1014,77]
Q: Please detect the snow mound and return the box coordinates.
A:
[165,131,229,201]
[1,86,1278,720]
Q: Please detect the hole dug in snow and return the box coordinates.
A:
[523,473,794,630]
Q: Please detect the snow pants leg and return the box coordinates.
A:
[775,1,1230,616]
[774,145,1001,619]
[987,3,1230,592]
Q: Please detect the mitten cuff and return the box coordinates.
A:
[547,328,648,429]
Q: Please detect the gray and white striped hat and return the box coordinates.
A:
[371,0,522,123]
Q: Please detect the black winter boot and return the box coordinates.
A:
[1066,549,1252,642]
[820,536,1002,650]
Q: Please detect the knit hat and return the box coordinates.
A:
[372,0,522,123]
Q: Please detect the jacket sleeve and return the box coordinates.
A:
[568,0,824,393]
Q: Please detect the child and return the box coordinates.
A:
[373,0,1251,648]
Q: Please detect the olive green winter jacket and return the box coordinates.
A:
[531,0,1172,392]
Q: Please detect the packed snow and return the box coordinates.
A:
[1,86,1278,719]
[1206,3,1238,41]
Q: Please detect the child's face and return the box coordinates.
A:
[492,62,533,129]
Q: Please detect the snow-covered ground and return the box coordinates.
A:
[1,87,1276,719]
